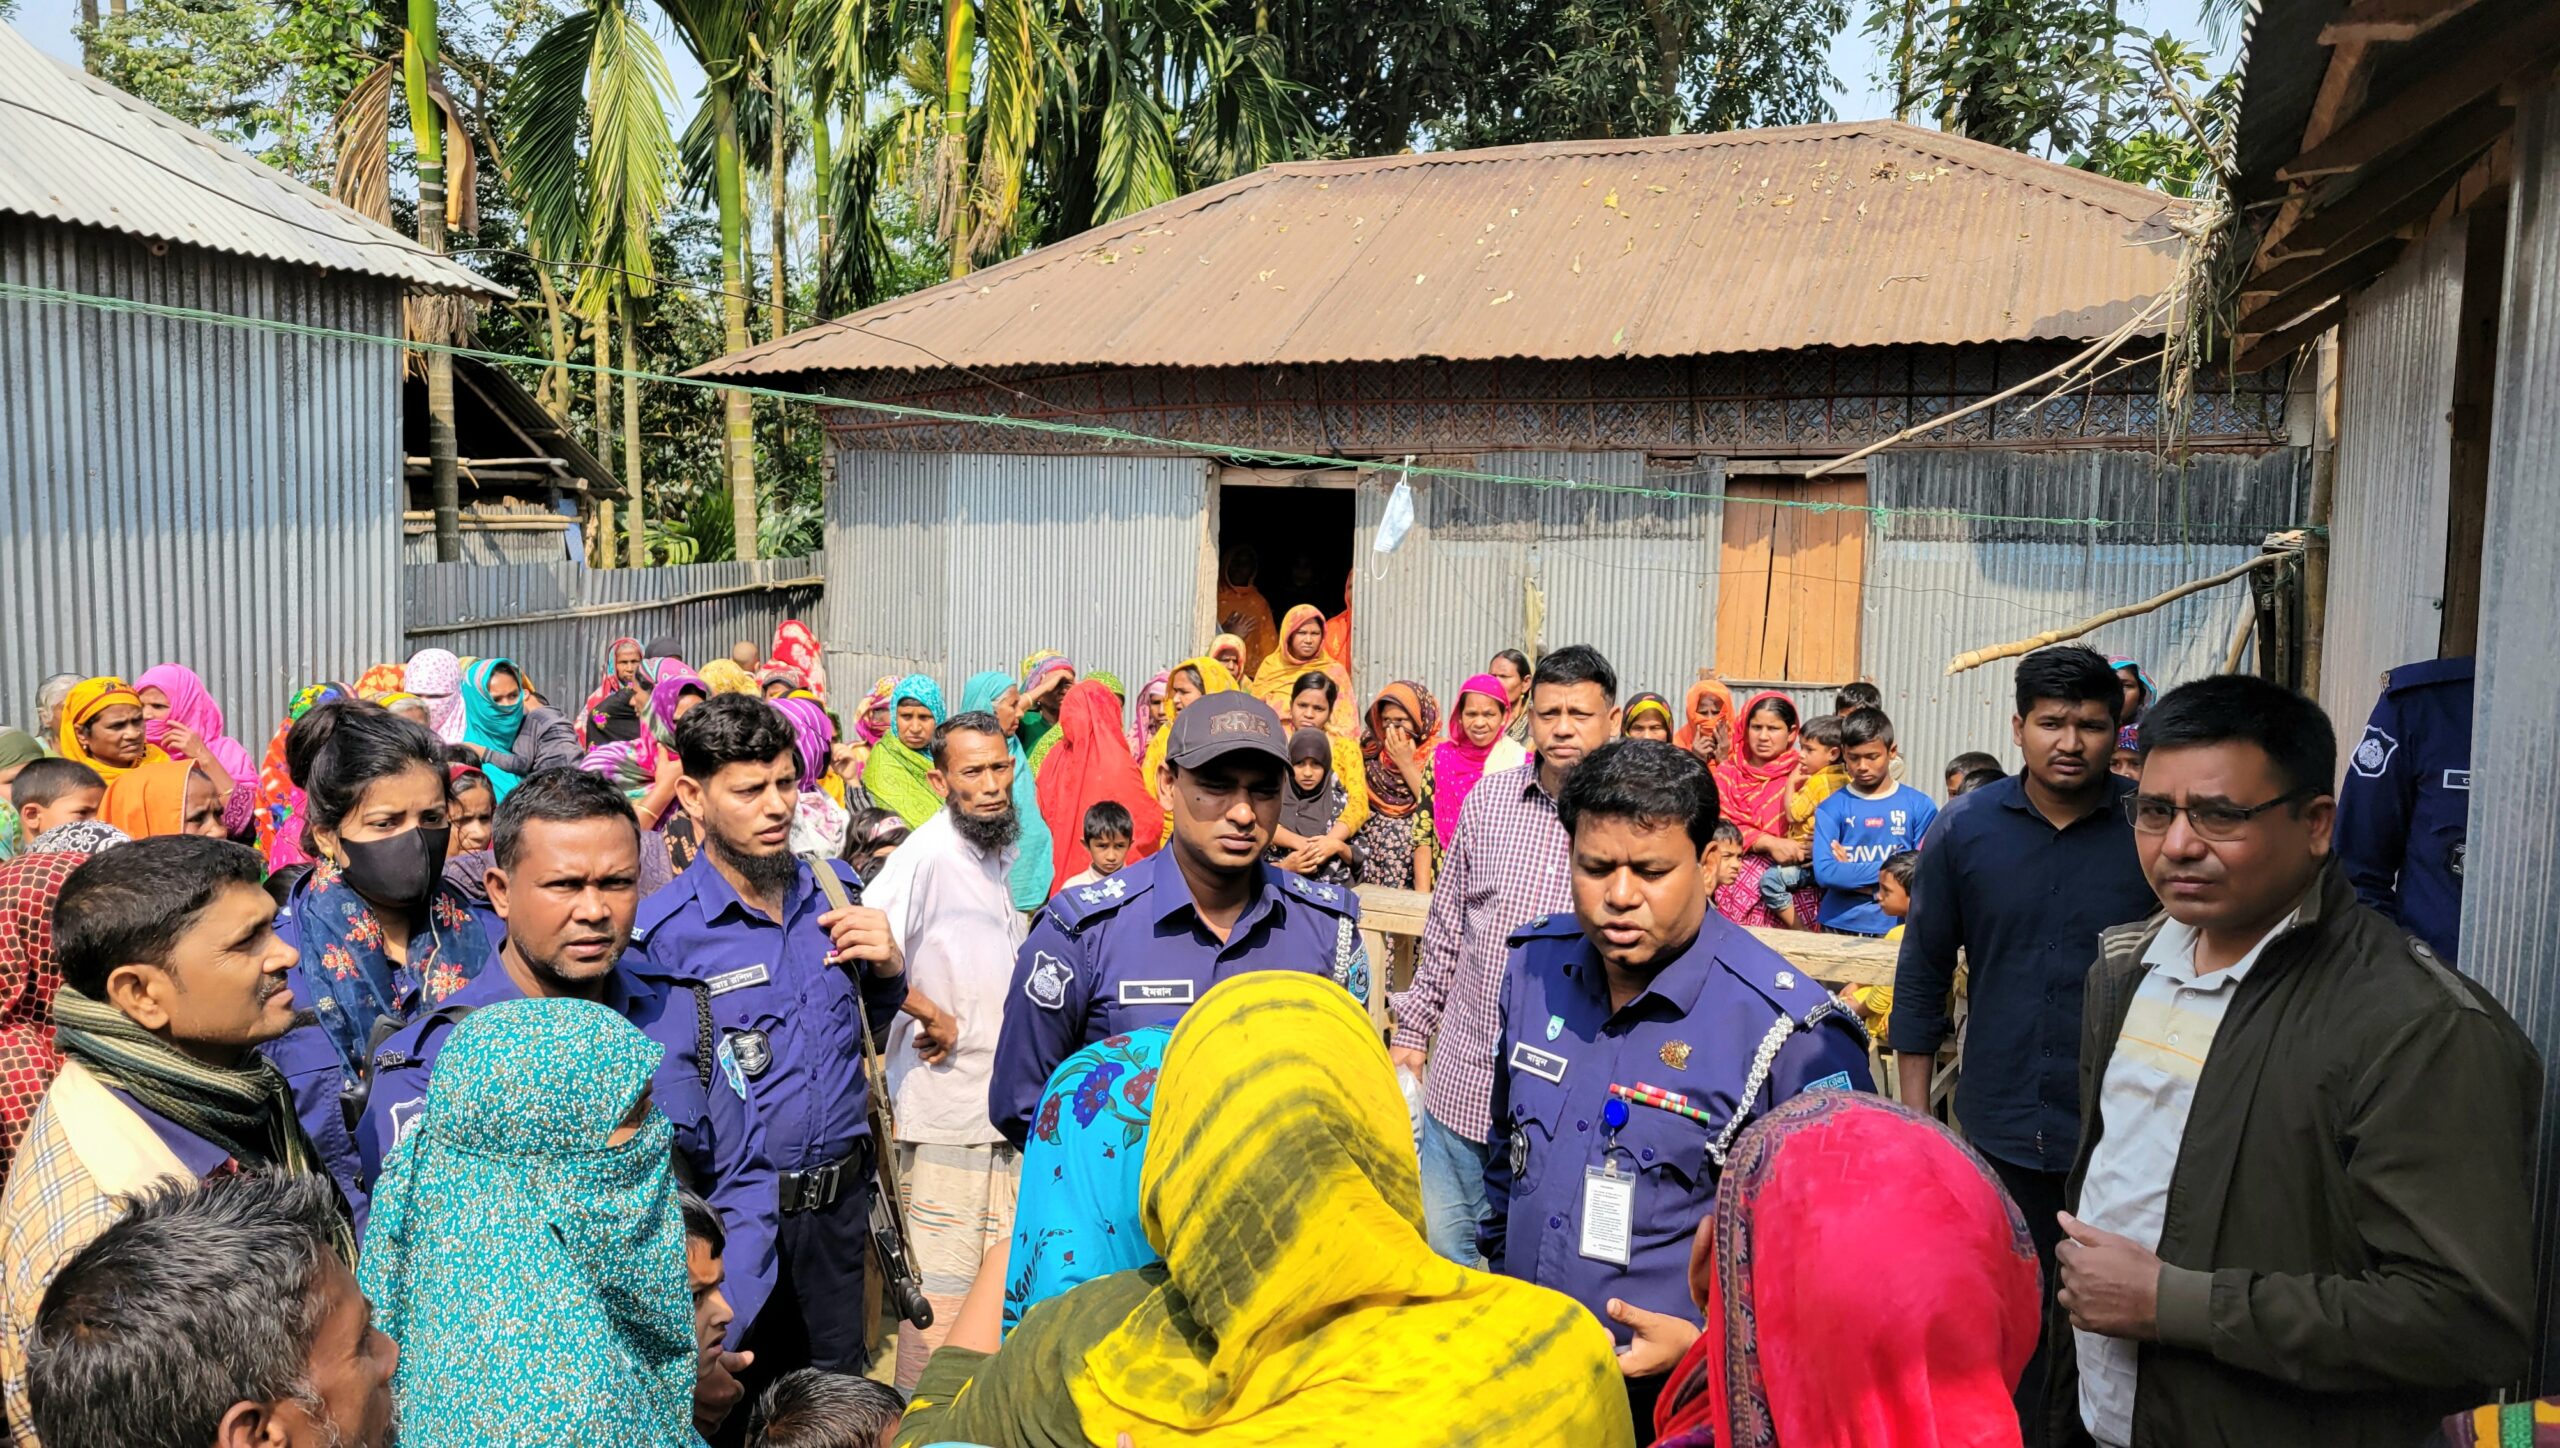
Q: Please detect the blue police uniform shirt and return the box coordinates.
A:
[629,852,907,1174]
[261,1022,371,1232]
[1482,910,1873,1342]
[988,848,1367,1147]
[2336,656,2472,964]
[356,959,781,1344]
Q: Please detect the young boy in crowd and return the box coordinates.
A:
[1061,800,1136,892]
[1839,848,1922,1057]
[1704,820,1747,894]
[1757,716,1849,927]
[747,1368,906,1448]
[10,759,104,843]
[1811,708,1939,936]
[1942,751,2002,797]
[1835,681,1883,716]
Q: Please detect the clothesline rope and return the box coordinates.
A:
[0,279,2315,537]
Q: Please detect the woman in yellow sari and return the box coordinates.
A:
[1248,604,1355,734]
[895,971,1632,1448]
[54,677,171,786]
[1136,655,1244,789]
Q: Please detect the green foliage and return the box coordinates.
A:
[1440,0,1845,145]
[2071,32,2237,199]
[84,0,387,185]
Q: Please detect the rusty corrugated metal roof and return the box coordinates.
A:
[704,120,2185,379]
[0,20,503,297]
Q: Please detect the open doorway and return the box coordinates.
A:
[1212,469,1357,660]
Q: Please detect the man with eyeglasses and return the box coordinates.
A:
[2045,674,2535,1448]
[1891,644,2157,1444]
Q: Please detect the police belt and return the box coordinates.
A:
[779,1137,874,1216]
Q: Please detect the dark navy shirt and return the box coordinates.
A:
[1889,772,2157,1172]
[629,853,907,1173]
[988,848,1366,1147]
[357,960,781,1343]
[1483,912,1872,1341]
[2336,656,2472,964]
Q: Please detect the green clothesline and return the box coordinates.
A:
[0,278,2303,537]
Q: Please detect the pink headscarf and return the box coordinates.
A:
[403,648,467,743]
[1430,674,1513,850]
[132,664,254,783]
[1130,672,1170,763]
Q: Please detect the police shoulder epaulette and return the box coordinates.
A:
[631,872,697,940]
[2382,656,2475,694]
[1717,939,1831,1022]
[1049,870,1147,929]
[1276,868,1359,918]
[1506,912,1585,948]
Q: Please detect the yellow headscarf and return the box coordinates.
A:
[698,660,759,696]
[1139,655,1245,790]
[1078,973,1633,1444]
[56,677,172,784]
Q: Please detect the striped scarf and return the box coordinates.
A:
[50,987,341,1250]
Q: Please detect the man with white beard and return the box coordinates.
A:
[861,709,1029,1387]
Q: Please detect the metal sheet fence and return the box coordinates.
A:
[1864,448,2307,785]
[2462,84,2560,1388]
[2321,216,2465,743]
[0,221,406,734]
[401,556,822,708]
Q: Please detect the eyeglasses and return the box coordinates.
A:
[2123,789,2313,841]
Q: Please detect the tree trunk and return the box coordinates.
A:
[942,0,978,280]
[811,82,835,293]
[405,2,460,562]
[80,0,98,70]
[1896,0,1920,120]
[715,91,761,560]
[593,300,614,567]
[769,49,790,344]
[623,283,646,570]
[535,243,571,417]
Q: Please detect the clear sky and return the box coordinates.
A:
[9,0,2232,156]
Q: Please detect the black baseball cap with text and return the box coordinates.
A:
[1166,694,1291,771]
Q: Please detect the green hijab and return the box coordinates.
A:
[862,674,947,827]
[961,670,1055,911]
[358,998,695,1448]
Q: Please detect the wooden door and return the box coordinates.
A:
[1714,476,1868,682]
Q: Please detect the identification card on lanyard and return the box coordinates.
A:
[1580,1162,1634,1265]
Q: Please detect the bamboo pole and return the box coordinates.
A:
[1945,551,2291,676]
[2223,598,2258,674]
[1807,294,2171,479]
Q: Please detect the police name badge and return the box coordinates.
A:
[1509,1042,1568,1084]
[1580,1163,1634,1265]
[727,1029,773,1080]
[1025,951,1072,1011]
[1117,979,1196,1006]
[704,963,770,997]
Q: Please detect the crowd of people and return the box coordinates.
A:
[0,603,2536,1448]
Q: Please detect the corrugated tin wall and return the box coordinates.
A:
[823,451,1206,700]
[2320,215,2466,737]
[402,556,822,707]
[2463,84,2560,1388]
[0,220,405,732]
[1865,449,2305,784]
[1354,453,1723,706]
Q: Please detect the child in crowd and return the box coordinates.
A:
[1810,708,1939,936]
[747,1368,905,1448]
[1839,849,1921,1043]
[2111,723,2143,780]
[1758,715,1848,928]
[1272,728,1357,885]
[1942,751,2002,797]
[1061,800,1136,892]
[448,766,496,856]
[842,806,912,884]
[11,759,105,843]
[1704,821,1747,895]
[1834,681,1883,716]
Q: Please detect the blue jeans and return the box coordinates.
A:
[1759,861,1812,913]
[1418,1108,1491,1267]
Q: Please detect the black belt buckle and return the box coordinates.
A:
[780,1144,864,1215]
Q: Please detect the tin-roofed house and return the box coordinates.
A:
[705,120,2300,770]
[0,18,505,722]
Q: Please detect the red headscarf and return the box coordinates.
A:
[1712,690,1800,845]
[1676,672,1736,763]
[1361,682,1442,819]
[1652,1092,2039,1448]
[1037,680,1166,892]
[771,620,827,700]
[0,852,84,1185]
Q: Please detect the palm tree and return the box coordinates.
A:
[509,0,678,568]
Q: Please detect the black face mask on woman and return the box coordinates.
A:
[336,826,452,910]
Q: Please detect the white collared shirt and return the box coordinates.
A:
[2076,911,2297,1446]
[863,810,1027,1146]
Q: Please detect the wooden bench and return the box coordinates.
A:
[1354,884,1960,1112]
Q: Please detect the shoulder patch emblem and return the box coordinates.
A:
[1026,951,1073,1011]
[388,1096,427,1151]
[715,1033,749,1100]
[2351,725,2399,779]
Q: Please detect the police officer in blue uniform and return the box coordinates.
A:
[356,769,780,1345]
[628,695,908,1375]
[2336,656,2473,964]
[989,694,1367,1147]
[1483,739,1873,1435]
